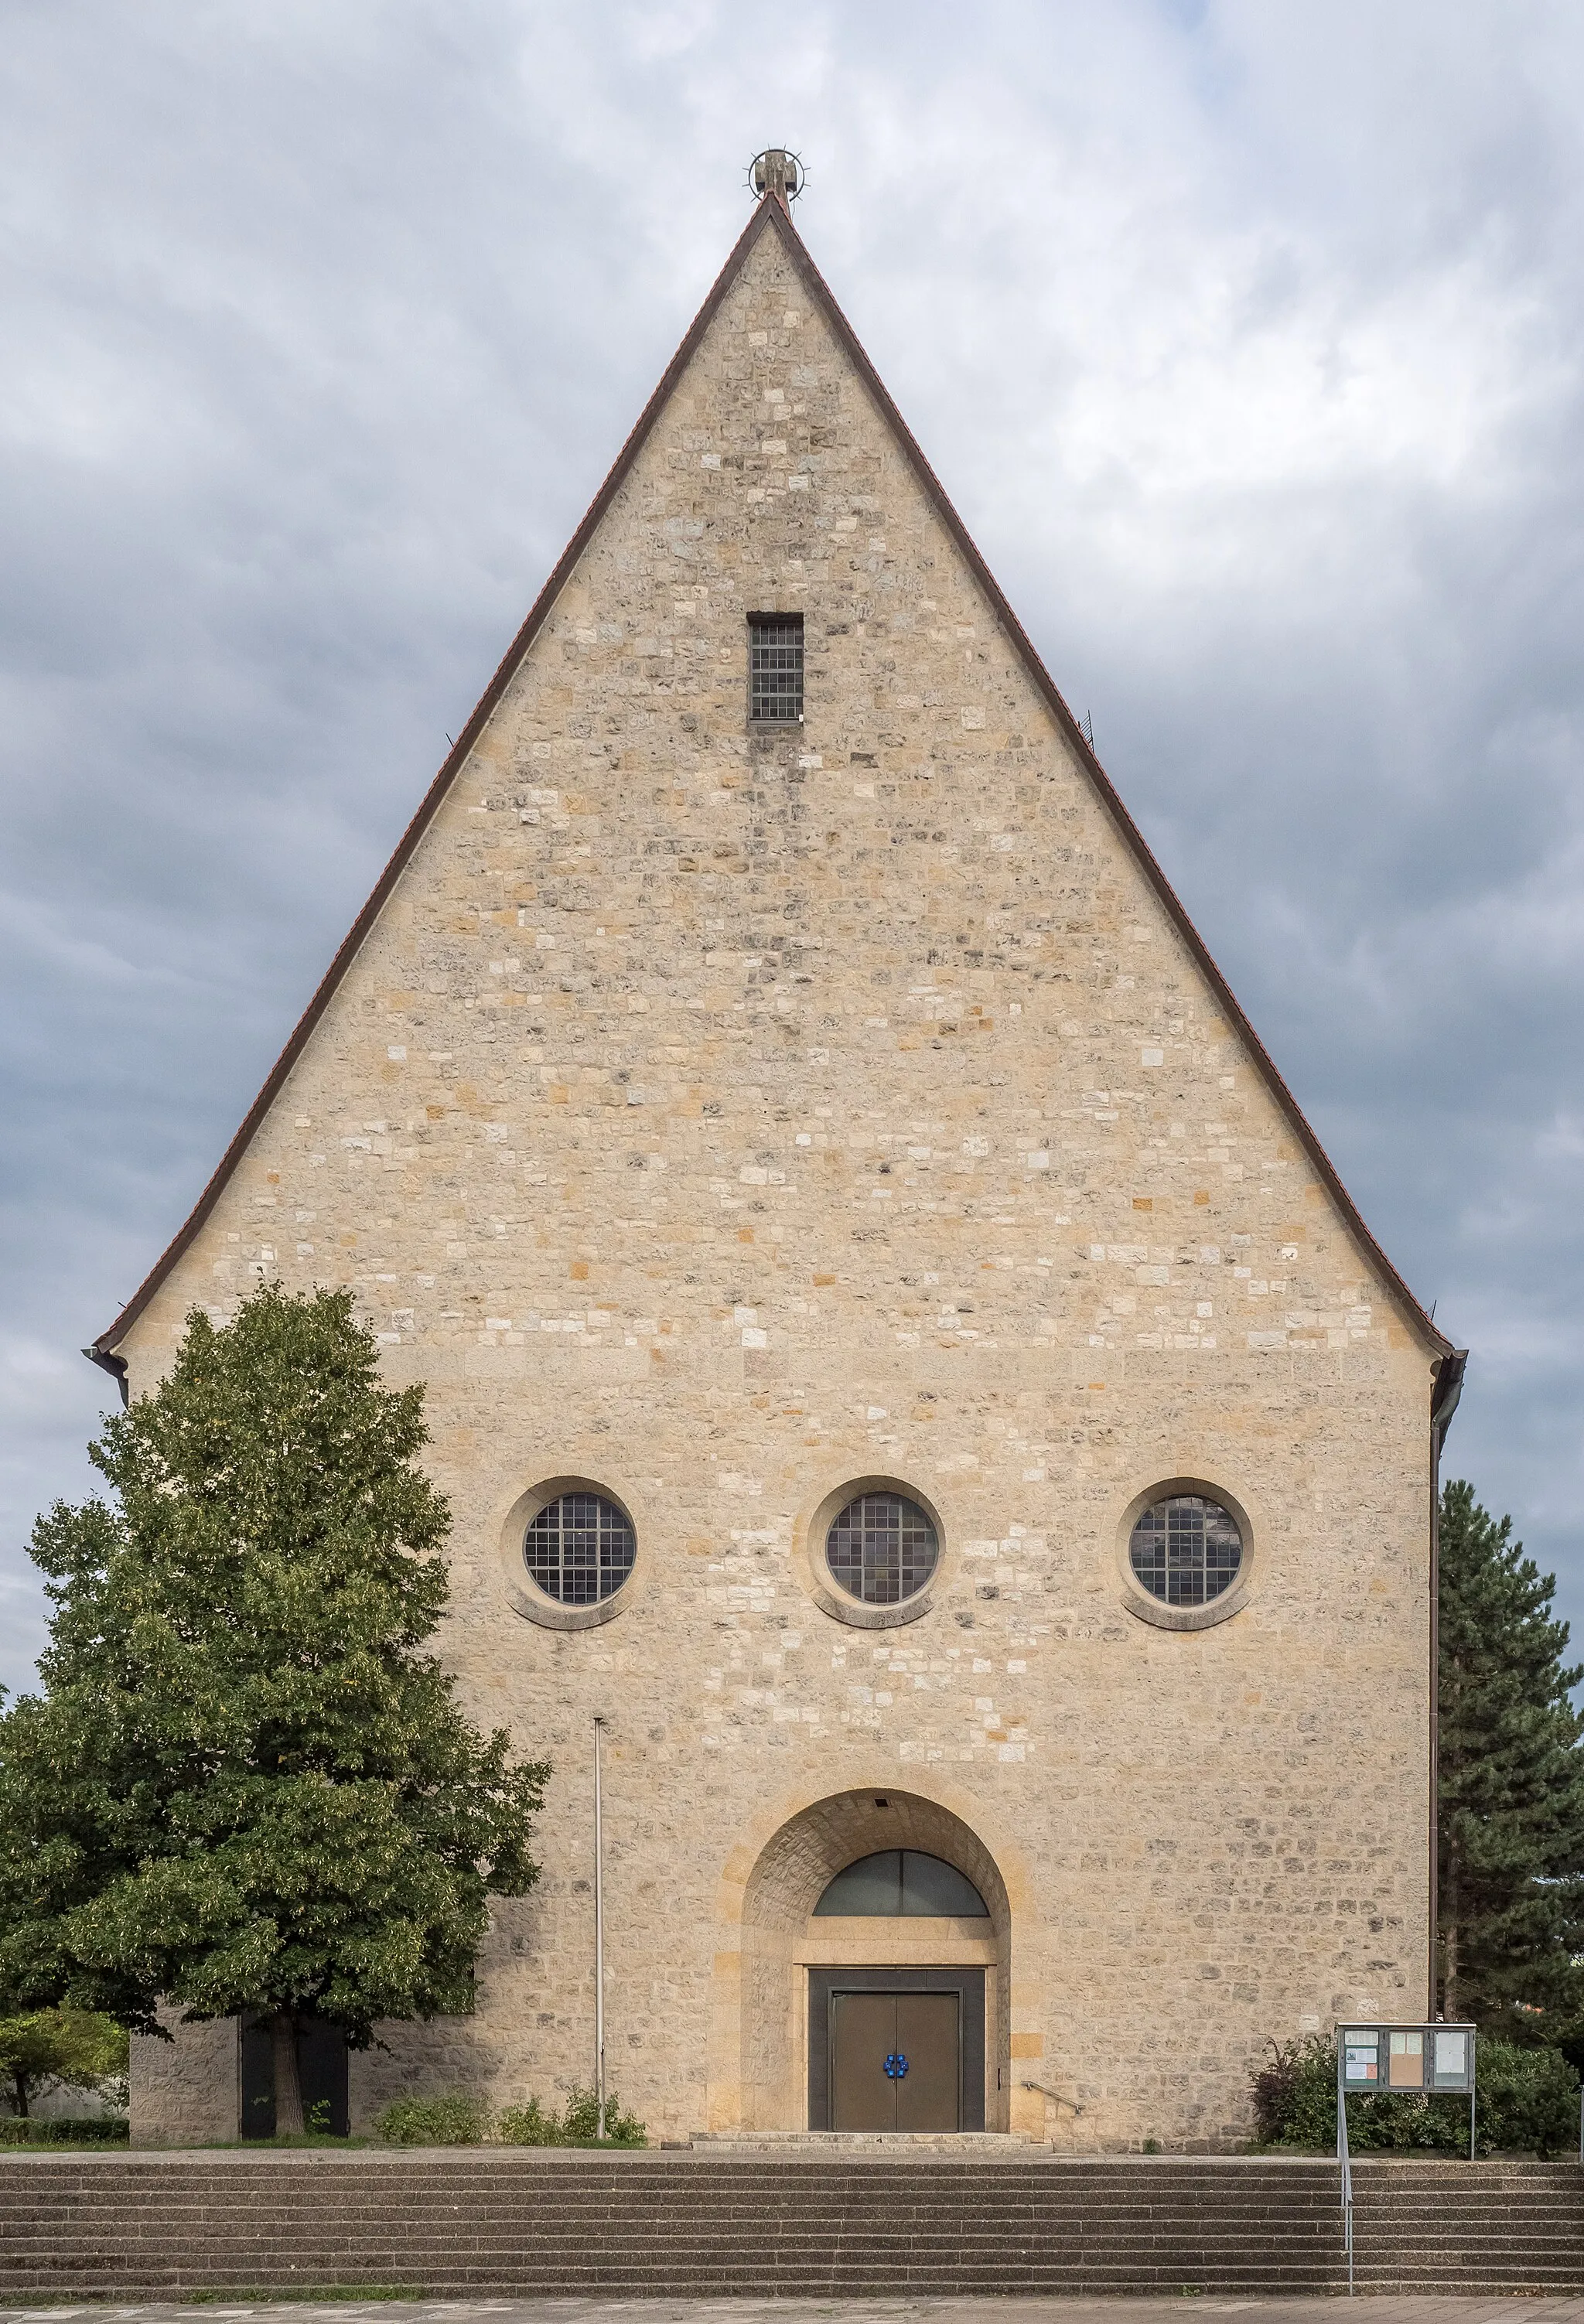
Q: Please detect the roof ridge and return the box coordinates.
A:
[90,193,1458,1387]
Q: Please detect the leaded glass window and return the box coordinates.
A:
[524,1491,636,1606]
[1128,1493,1242,1607]
[749,613,803,722]
[826,1491,938,1606]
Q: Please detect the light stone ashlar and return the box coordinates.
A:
[111,192,1456,2153]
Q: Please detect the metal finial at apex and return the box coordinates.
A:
[749,148,804,204]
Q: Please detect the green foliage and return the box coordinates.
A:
[493,2094,560,2145]
[0,1285,549,2050]
[1475,2039,1582,2153]
[371,2090,487,2145]
[1250,2039,1326,2148]
[1251,2034,1581,2156]
[373,2083,648,2147]
[1437,1481,1584,2034]
[555,2082,646,2144]
[0,2006,128,2118]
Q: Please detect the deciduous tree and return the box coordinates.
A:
[0,1285,547,2135]
[0,2008,127,2120]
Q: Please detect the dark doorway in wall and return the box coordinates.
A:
[808,1967,985,2131]
[239,2012,350,2138]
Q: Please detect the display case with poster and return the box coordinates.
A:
[1335,2022,1477,2291]
[1336,2021,1474,2096]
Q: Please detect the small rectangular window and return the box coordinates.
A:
[748,613,804,723]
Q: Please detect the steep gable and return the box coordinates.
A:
[91,193,1459,1414]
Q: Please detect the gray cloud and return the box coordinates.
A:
[4,0,1582,1692]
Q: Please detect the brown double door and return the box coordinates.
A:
[830,1988,961,2131]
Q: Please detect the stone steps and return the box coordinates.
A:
[0,2152,1578,2298]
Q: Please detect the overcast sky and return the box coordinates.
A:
[4,0,1583,1699]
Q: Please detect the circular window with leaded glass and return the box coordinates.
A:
[1128,1492,1243,1609]
[825,1491,939,1607]
[524,1490,636,1607]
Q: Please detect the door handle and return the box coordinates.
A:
[883,2052,910,2079]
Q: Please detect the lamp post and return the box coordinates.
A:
[593,1715,606,2142]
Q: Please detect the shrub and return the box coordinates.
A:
[374,2082,647,2148]
[372,2091,486,2146]
[1251,2034,1581,2157]
[496,2083,645,2147]
[1475,2040,1581,2155]
[555,2083,646,2145]
[1250,2039,1309,2145]
[493,2096,559,2145]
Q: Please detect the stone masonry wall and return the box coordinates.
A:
[121,217,1437,2151]
[129,2008,237,2147]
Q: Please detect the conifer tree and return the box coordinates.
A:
[0,1285,547,2135]
[1437,1479,1584,2037]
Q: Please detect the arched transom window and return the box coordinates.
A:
[814,1849,988,1917]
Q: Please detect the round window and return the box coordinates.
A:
[1128,1493,1243,1608]
[524,1491,636,1606]
[826,1491,939,1606]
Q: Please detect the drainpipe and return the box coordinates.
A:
[593,1715,606,2142]
[1427,1349,1467,2015]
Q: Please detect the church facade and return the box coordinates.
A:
[101,169,1463,2150]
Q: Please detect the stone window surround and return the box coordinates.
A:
[498,1473,648,1633]
[1112,1473,1259,1633]
[792,1472,951,1632]
[498,1465,954,1636]
[497,1465,1258,1637]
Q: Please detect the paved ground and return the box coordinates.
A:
[5,2302,1584,2324]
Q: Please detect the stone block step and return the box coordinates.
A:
[2,2151,1579,2299]
[0,2203,1341,2220]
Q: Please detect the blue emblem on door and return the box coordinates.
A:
[883,2052,909,2079]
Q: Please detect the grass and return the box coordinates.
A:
[0,2120,130,2149]
[0,2138,130,2153]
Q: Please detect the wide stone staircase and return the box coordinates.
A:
[1,2151,1580,2299]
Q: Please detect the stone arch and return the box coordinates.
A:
[734,1787,1012,2131]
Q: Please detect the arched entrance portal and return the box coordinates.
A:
[737,1789,1012,2131]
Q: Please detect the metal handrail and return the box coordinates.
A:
[1338,2080,1354,2297]
[1020,2080,1084,2116]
